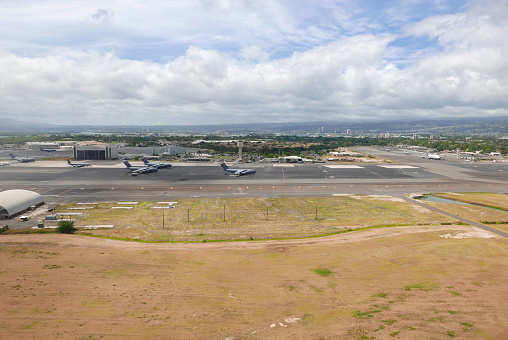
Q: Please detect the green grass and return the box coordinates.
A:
[404,282,439,291]
[313,268,333,277]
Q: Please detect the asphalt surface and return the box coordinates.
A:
[1,148,508,204]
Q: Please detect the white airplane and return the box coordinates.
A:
[0,161,11,166]
[9,153,35,162]
[67,159,91,167]
[123,161,158,176]
[425,151,442,160]
[219,162,256,176]
[142,158,172,169]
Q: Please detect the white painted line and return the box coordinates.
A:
[67,207,94,210]
[77,202,99,205]
[157,202,178,204]
[377,165,418,169]
[33,225,114,230]
[273,164,294,167]
[117,202,138,204]
[324,165,363,169]
[151,206,175,209]
[111,207,133,209]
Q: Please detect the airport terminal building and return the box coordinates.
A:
[0,189,44,219]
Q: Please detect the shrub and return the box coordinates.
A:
[56,220,76,234]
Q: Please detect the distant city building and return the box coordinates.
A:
[26,142,60,149]
[152,145,186,156]
[280,156,303,163]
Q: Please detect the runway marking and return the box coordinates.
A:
[57,188,73,196]
[282,168,286,184]
[273,164,294,167]
[377,165,418,169]
[324,165,363,169]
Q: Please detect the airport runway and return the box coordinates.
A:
[1,147,508,204]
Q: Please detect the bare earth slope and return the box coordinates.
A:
[1,225,507,339]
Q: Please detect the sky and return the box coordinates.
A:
[1,0,507,126]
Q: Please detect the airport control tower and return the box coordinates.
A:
[237,141,243,161]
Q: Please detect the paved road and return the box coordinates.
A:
[399,195,508,238]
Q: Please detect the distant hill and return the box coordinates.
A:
[1,116,508,135]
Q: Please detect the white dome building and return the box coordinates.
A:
[0,190,44,219]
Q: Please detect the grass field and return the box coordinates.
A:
[434,192,508,210]
[428,193,508,233]
[0,227,507,339]
[50,196,457,242]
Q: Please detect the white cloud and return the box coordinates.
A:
[0,1,507,125]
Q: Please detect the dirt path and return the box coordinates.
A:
[0,224,491,250]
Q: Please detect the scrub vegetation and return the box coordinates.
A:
[51,195,456,242]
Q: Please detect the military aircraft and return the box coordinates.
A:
[123,161,158,176]
[0,162,11,166]
[219,162,256,176]
[67,159,91,167]
[40,147,57,152]
[142,158,172,169]
[9,153,35,163]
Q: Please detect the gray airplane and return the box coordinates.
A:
[9,153,35,163]
[123,161,158,176]
[67,159,91,167]
[142,158,172,169]
[219,162,256,176]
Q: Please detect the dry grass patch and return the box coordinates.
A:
[0,228,507,339]
[53,196,456,242]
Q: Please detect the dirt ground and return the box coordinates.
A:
[1,225,508,339]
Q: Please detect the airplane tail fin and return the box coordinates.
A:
[142,158,149,164]
[220,162,229,170]
[9,153,15,159]
[123,161,132,168]
[67,159,71,164]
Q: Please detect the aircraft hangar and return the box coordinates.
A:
[73,145,118,160]
[0,189,44,219]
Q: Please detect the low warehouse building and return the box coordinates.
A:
[0,190,44,219]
